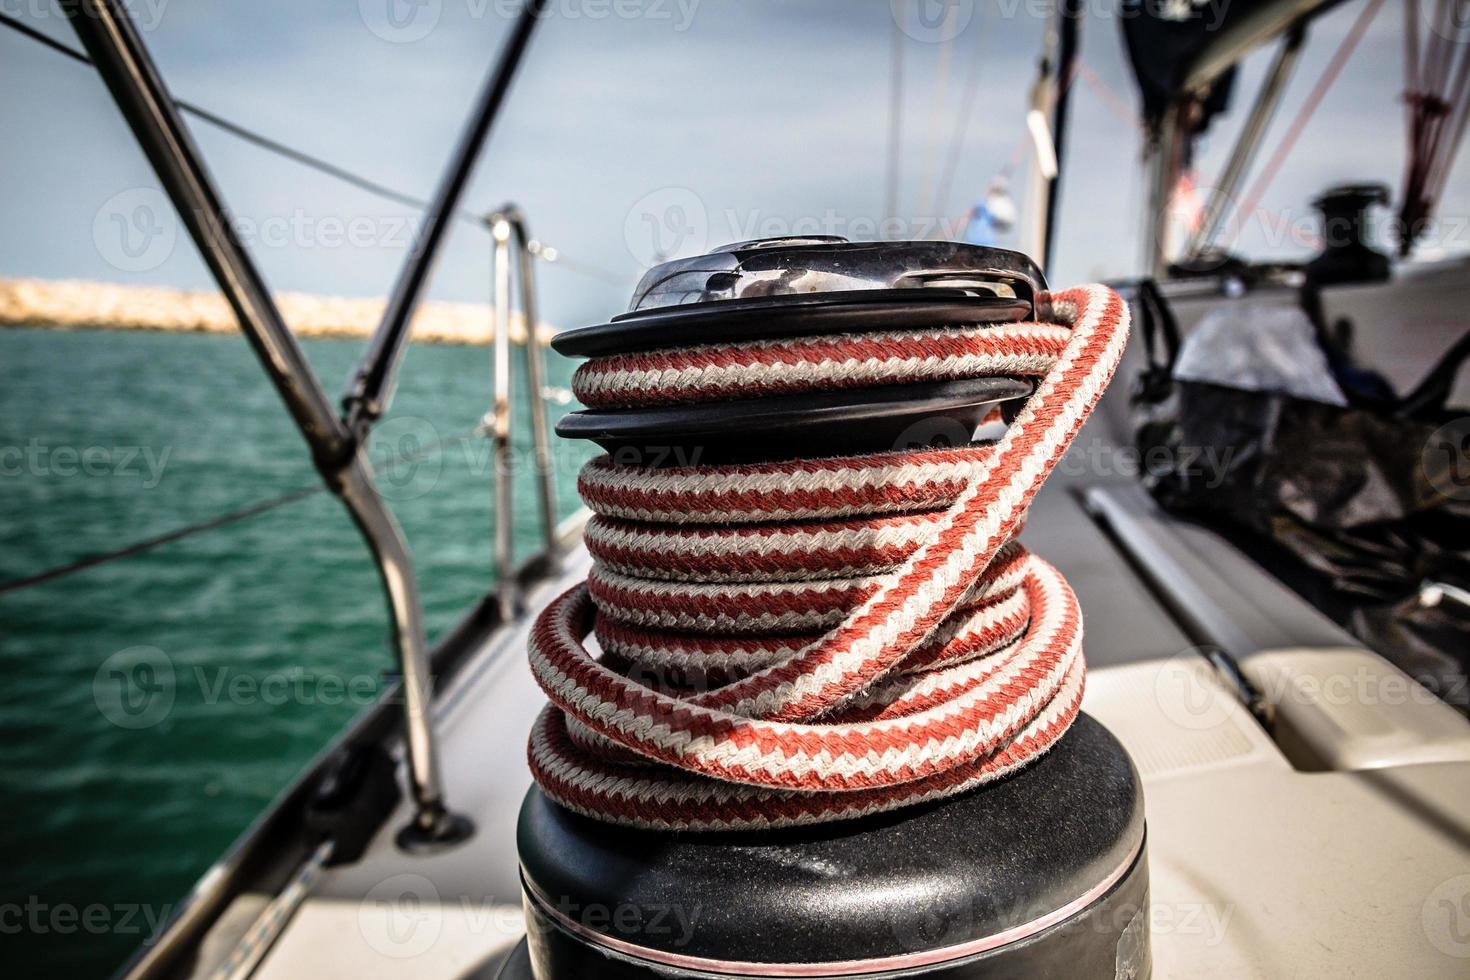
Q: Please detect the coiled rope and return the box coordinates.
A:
[528,284,1129,830]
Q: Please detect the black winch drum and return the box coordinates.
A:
[504,239,1150,979]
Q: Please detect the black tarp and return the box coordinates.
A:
[1119,0,1281,136]
[1130,281,1470,715]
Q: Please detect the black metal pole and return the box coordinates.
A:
[60,0,472,853]
[1187,27,1306,259]
[57,0,350,469]
[345,0,549,433]
[1042,0,1082,274]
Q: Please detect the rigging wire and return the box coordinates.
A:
[1224,0,1385,251]
[1401,0,1470,255]
[884,1,907,233]
[0,11,627,286]
[916,3,959,220]
[932,13,988,225]
[0,12,609,597]
[0,8,85,61]
[0,486,323,597]
[0,429,475,597]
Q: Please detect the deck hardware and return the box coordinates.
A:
[484,207,562,619]
[343,0,551,434]
[512,239,1150,978]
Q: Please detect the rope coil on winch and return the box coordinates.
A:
[527,284,1129,831]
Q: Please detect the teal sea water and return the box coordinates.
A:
[0,326,593,978]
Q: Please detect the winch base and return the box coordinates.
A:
[511,714,1149,979]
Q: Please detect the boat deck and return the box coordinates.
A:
[198,455,1469,979]
[190,344,1470,978]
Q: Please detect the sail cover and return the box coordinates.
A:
[1120,0,1262,136]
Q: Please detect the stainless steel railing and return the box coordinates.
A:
[485,206,561,619]
[61,0,550,856]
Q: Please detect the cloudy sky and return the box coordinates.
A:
[0,0,1460,332]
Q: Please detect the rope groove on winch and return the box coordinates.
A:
[527,284,1130,831]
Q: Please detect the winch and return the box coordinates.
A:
[502,237,1149,979]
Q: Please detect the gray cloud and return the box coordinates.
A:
[0,0,1462,334]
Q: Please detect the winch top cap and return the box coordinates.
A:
[552,238,1045,359]
[627,236,1047,313]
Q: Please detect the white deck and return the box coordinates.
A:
[220,537,1470,979]
[250,547,594,980]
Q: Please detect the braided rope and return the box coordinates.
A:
[528,284,1129,830]
[572,324,1072,407]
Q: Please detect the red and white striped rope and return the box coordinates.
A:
[528,284,1129,830]
[571,324,1072,408]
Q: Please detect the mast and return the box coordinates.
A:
[1042,0,1083,274]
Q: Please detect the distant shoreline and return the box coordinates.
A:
[0,277,553,346]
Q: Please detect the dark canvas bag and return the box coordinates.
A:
[1130,280,1470,715]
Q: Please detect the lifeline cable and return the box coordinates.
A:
[528,284,1129,830]
[0,10,625,286]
